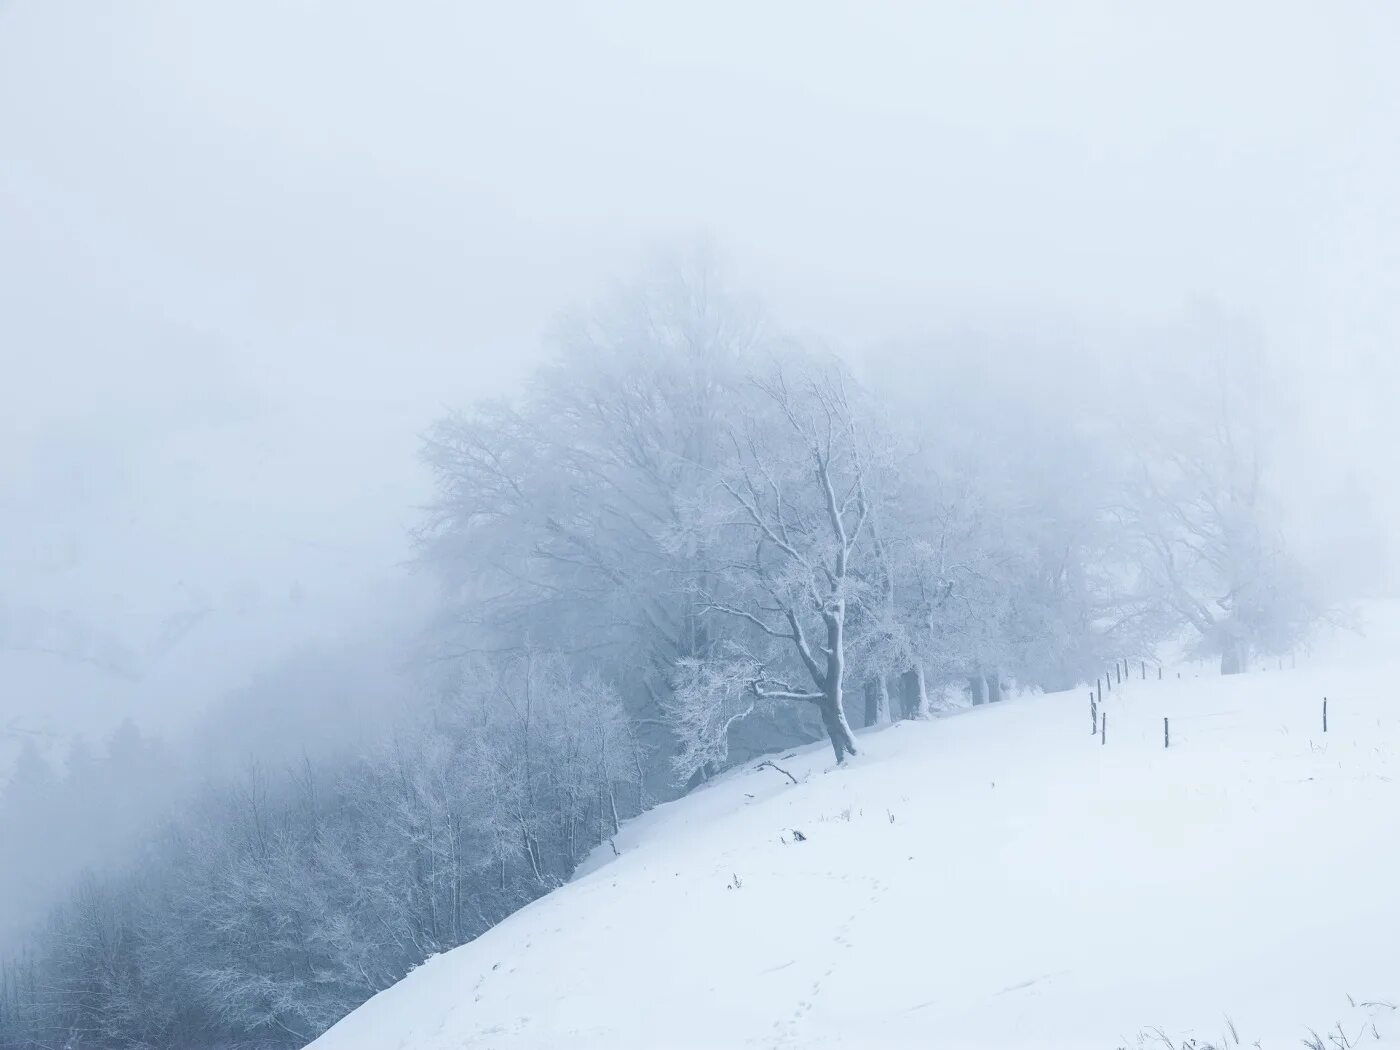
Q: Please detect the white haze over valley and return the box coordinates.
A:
[3,2,1400,1046]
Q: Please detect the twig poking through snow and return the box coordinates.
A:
[756,759,798,785]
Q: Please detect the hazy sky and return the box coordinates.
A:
[3,1,1399,763]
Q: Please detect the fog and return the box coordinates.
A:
[3,0,1399,1008]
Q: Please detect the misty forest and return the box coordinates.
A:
[1,260,1327,1047]
[4,5,1399,1050]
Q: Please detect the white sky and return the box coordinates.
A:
[3,1,1398,751]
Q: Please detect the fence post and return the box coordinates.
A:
[1164,717,1169,749]
[1323,697,1328,734]
[1101,711,1107,746]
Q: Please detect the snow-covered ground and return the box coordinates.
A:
[310,606,1400,1049]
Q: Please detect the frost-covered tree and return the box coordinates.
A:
[1119,315,1320,674]
[448,652,640,888]
[872,338,1140,704]
[0,646,640,1049]
[418,253,759,794]
[673,358,883,765]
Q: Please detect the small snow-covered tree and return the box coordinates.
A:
[664,643,764,783]
[447,651,640,887]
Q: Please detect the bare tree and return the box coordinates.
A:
[1120,319,1319,674]
[417,253,760,795]
[690,359,877,764]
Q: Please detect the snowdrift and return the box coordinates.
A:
[310,606,1400,1049]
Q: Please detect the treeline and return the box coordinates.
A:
[1,657,637,1048]
[0,723,174,954]
[0,263,1319,1048]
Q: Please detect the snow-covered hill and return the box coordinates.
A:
[310,609,1400,1050]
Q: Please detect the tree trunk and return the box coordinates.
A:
[684,763,713,793]
[985,673,1003,703]
[968,675,987,706]
[899,666,931,719]
[898,669,913,719]
[522,828,544,885]
[820,696,859,762]
[818,606,858,762]
[1220,641,1248,675]
[863,676,891,727]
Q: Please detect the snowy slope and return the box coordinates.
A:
[310,610,1400,1050]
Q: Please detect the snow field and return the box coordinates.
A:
[311,609,1400,1049]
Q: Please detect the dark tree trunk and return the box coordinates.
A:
[899,666,930,719]
[985,673,1003,703]
[684,761,717,793]
[968,675,987,706]
[862,675,890,726]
